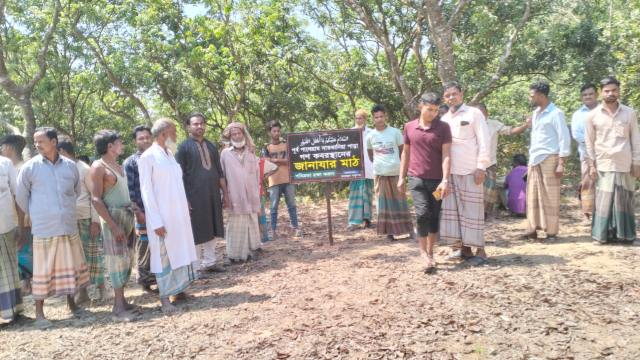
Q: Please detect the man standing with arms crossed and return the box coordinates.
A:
[16,127,91,328]
[571,84,599,225]
[123,125,157,295]
[176,112,229,274]
[347,110,375,231]
[57,137,111,303]
[262,121,305,239]
[440,82,491,266]
[399,93,452,273]
[520,81,571,243]
[586,77,640,244]
[473,104,531,222]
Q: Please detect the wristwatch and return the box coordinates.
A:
[441,179,449,183]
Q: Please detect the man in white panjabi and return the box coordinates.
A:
[139,118,198,314]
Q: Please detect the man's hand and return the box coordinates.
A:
[110,224,127,242]
[525,115,532,127]
[397,178,406,193]
[222,194,230,209]
[555,164,565,179]
[437,181,451,199]
[136,211,146,225]
[89,222,100,240]
[154,226,167,239]
[188,201,192,213]
[474,169,486,185]
[633,165,640,178]
[589,166,598,181]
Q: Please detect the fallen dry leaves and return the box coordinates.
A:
[1,185,640,359]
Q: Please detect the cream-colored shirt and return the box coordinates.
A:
[0,157,18,233]
[441,104,491,175]
[75,160,100,223]
[585,103,640,172]
[12,161,29,227]
[487,119,513,166]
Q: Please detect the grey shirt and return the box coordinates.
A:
[16,153,81,238]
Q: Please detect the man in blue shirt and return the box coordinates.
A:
[519,81,571,243]
[571,84,599,225]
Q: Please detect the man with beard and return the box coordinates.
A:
[176,113,229,275]
[586,77,640,244]
[473,104,531,223]
[16,127,91,328]
[89,130,139,322]
[571,84,599,225]
[139,118,198,314]
[123,125,157,295]
[57,137,111,303]
[440,82,490,266]
[520,81,571,243]
[346,109,375,231]
[221,123,278,264]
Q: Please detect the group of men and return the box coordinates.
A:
[346,77,639,272]
[0,76,637,326]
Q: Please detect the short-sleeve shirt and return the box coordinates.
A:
[403,118,452,180]
[262,142,290,187]
[366,126,404,176]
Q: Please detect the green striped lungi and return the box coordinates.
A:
[348,179,374,225]
[592,171,637,243]
[78,219,104,284]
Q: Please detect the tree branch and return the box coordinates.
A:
[0,114,21,135]
[448,0,469,28]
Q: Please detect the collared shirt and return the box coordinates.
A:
[351,125,374,179]
[403,118,452,180]
[487,119,513,166]
[16,154,81,238]
[0,157,18,234]
[585,103,640,172]
[12,161,29,227]
[571,104,598,161]
[529,103,571,166]
[123,151,144,212]
[75,160,99,223]
[441,104,490,175]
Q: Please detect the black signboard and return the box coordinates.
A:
[286,129,365,183]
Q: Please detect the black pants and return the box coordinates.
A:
[409,175,442,237]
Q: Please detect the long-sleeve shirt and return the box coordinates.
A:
[16,154,81,238]
[529,103,571,166]
[571,104,597,161]
[441,104,490,175]
[123,151,144,212]
[585,103,640,172]
[0,157,18,234]
[75,160,100,223]
[487,119,513,166]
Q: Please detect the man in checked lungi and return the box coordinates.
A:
[139,119,198,314]
[473,104,531,223]
[571,84,599,225]
[16,127,92,329]
[57,137,111,303]
[346,109,375,231]
[518,81,571,243]
[585,77,640,245]
[366,104,417,242]
[123,125,157,295]
[0,155,24,323]
[89,130,140,322]
[440,82,491,266]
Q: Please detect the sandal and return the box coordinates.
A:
[346,225,356,232]
[70,308,94,319]
[294,230,306,237]
[424,258,437,275]
[465,256,488,267]
[542,236,557,244]
[517,232,537,240]
[446,250,473,261]
[35,318,54,330]
[592,240,604,246]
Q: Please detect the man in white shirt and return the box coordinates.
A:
[346,109,375,231]
[473,104,531,222]
[571,84,599,225]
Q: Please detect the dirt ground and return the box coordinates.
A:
[2,184,640,359]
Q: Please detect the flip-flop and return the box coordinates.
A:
[592,240,604,246]
[446,250,473,261]
[71,308,94,319]
[424,264,437,275]
[465,256,488,267]
[112,311,140,323]
[35,318,54,330]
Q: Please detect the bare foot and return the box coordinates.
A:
[22,279,32,296]
[35,317,53,330]
[75,288,91,304]
[99,287,113,301]
[160,300,180,315]
[580,214,591,225]
[485,213,497,223]
[112,310,139,322]
[141,286,158,296]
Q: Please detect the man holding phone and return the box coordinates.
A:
[440,82,491,266]
[398,93,452,274]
